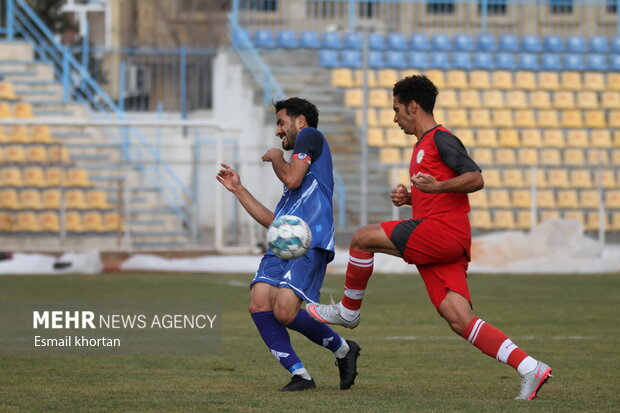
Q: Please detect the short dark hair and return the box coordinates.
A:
[273,97,319,128]
[392,75,438,114]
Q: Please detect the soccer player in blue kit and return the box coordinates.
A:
[216,97,360,391]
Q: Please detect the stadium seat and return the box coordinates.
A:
[601,91,620,109]
[446,70,468,89]
[0,189,19,209]
[469,70,491,89]
[610,55,620,72]
[584,111,606,129]
[553,91,575,109]
[491,71,514,90]
[87,190,112,209]
[505,90,527,109]
[589,36,609,54]
[454,128,474,146]
[498,34,519,52]
[543,35,564,53]
[468,190,487,209]
[299,31,321,49]
[496,148,517,165]
[82,211,105,232]
[540,148,562,165]
[410,33,430,51]
[610,35,620,53]
[587,148,608,165]
[492,109,514,128]
[406,52,429,70]
[481,90,504,109]
[590,130,612,148]
[515,71,537,90]
[432,34,452,52]
[452,53,473,70]
[384,51,406,69]
[385,129,409,147]
[470,109,491,128]
[14,212,39,232]
[353,69,378,87]
[482,170,502,188]
[48,145,71,165]
[493,210,516,230]
[65,212,83,233]
[331,68,354,88]
[579,190,599,209]
[566,129,589,147]
[476,129,497,147]
[0,212,12,232]
[557,190,579,208]
[379,148,401,164]
[473,52,494,70]
[23,167,46,187]
[564,54,585,71]
[521,35,542,53]
[0,127,7,143]
[585,212,609,231]
[542,129,564,147]
[600,170,617,189]
[343,32,363,50]
[476,33,497,51]
[32,125,54,143]
[470,210,493,230]
[340,50,362,68]
[538,110,560,128]
[571,169,593,188]
[425,70,445,88]
[5,145,26,163]
[521,129,542,147]
[541,54,562,71]
[495,53,517,71]
[9,125,29,143]
[488,189,511,208]
[27,146,48,164]
[322,32,342,50]
[563,211,585,228]
[377,69,399,88]
[277,30,298,49]
[369,33,386,51]
[65,189,87,209]
[253,30,276,49]
[66,169,92,187]
[460,90,480,109]
[564,148,586,166]
[504,168,525,188]
[454,34,475,52]
[587,54,608,72]
[1,167,23,187]
[377,108,394,127]
[367,128,384,147]
[499,129,520,147]
[566,35,587,53]
[612,212,620,231]
[446,109,468,128]
[538,71,560,90]
[471,148,494,166]
[386,33,408,51]
[368,89,390,107]
[368,51,385,69]
[512,190,532,209]
[437,89,458,109]
[20,189,42,210]
[319,50,339,68]
[537,190,557,209]
[429,52,450,69]
[0,82,17,100]
[42,189,61,209]
[39,211,60,232]
[610,111,620,128]
[46,168,62,187]
[103,212,123,232]
[355,109,378,127]
[575,91,599,110]
[514,110,536,128]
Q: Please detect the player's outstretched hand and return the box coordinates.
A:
[391,183,410,206]
[216,163,241,192]
[412,172,440,193]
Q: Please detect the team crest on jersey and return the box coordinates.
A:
[297,153,307,160]
[416,149,425,164]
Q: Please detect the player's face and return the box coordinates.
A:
[275,109,298,150]
[392,95,415,135]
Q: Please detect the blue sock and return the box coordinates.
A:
[287,309,345,353]
[251,311,302,373]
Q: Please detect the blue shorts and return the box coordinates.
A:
[251,248,331,304]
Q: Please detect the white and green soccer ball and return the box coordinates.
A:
[267,215,312,260]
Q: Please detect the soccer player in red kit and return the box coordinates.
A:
[307,75,552,400]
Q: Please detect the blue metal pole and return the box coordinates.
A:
[62,51,70,102]
[180,46,187,118]
[480,0,488,34]
[7,0,14,40]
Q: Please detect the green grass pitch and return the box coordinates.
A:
[1,271,619,412]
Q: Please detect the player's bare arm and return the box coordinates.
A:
[412,170,484,194]
[262,149,309,189]
[215,163,274,228]
[391,183,411,206]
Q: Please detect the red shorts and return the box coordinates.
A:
[380,218,471,311]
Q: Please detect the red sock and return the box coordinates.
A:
[341,248,374,310]
[461,317,528,370]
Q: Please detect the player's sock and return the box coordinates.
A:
[341,248,374,312]
[462,317,536,373]
[290,364,312,380]
[287,310,349,357]
[251,311,302,373]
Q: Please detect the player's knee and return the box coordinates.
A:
[273,307,297,325]
[249,300,272,314]
[350,226,374,250]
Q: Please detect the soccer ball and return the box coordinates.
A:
[267,215,312,260]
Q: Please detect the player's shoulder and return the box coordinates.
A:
[299,127,324,141]
[433,127,466,149]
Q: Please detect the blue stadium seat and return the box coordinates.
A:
[452,52,473,70]
[277,30,298,49]
[587,54,608,72]
[564,54,585,71]
[499,34,519,52]
[385,51,406,69]
[454,34,475,52]
[368,51,385,69]
[343,32,363,50]
[609,55,620,71]
[322,32,342,49]
[407,52,429,69]
[543,35,564,53]
[254,30,277,49]
[430,52,450,69]
[521,35,542,53]
[386,33,408,51]
[410,33,431,51]
[589,36,609,54]
[299,31,321,49]
[432,34,452,52]
[474,52,495,70]
[611,36,620,54]
[369,33,386,51]
[495,52,516,70]
[518,53,539,71]
[319,50,339,68]
[477,33,497,51]
[541,54,562,71]
[341,50,362,68]
[566,36,587,53]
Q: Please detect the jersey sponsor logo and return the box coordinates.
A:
[416,149,425,164]
[292,153,312,164]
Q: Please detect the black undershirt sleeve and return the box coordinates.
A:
[434,131,482,175]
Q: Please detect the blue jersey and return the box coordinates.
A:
[272,127,335,259]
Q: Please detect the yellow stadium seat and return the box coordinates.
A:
[610,212,620,231]
[470,209,493,230]
[540,149,562,165]
[434,108,445,125]
[583,72,606,91]
[547,169,569,188]
[65,211,83,233]
[454,129,474,147]
[503,168,525,188]
[14,211,39,232]
[493,210,516,230]
[529,91,551,109]
[367,128,384,147]
[32,125,54,143]
[20,189,42,210]
[505,90,528,109]
[378,108,395,127]
[65,189,87,209]
[87,190,112,209]
[331,68,355,88]
[563,211,585,227]
[401,147,413,163]
[471,148,494,166]
[10,125,30,143]
[39,211,60,232]
[482,168,501,187]
[609,73,620,91]
[518,148,539,166]
[566,130,589,147]
[46,168,62,187]
[385,128,409,147]
[436,89,458,109]
[425,70,445,89]
[538,71,560,91]
[584,111,606,129]
[495,148,516,165]
[66,169,92,187]
[344,89,363,108]
[557,190,579,209]
[521,129,542,147]
[576,91,599,110]
[561,71,582,91]
[538,110,560,128]
[481,90,505,109]
[468,190,487,208]
[542,129,564,147]
[488,189,511,208]
[605,190,620,209]
[492,110,514,128]
[600,170,617,189]
[512,189,532,208]
[369,89,391,108]
[0,212,12,232]
[379,148,401,164]
[470,109,491,128]
[0,82,18,100]
[571,169,593,188]
[587,149,608,165]
[82,211,105,232]
[22,167,46,187]
[610,111,620,129]
[103,212,124,232]
[491,71,513,90]
[540,210,561,222]
[459,90,481,109]
[0,102,10,117]
[553,91,575,109]
[515,71,537,90]
[27,146,49,164]
[476,129,498,147]
[446,70,468,89]
[469,70,490,89]
[14,103,33,118]
[397,168,411,186]
[0,127,8,143]
[615,131,620,147]
[400,69,421,78]
[537,190,557,209]
[0,189,19,209]
[42,189,61,209]
[446,109,469,128]
[563,148,586,166]
[354,70,377,88]
[1,167,23,186]
[516,210,534,230]
[377,69,399,88]
[601,92,620,109]
[580,190,600,209]
[499,129,520,147]
[356,109,378,127]
[48,146,71,165]
[514,110,536,128]
[5,145,26,163]
[585,212,609,231]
